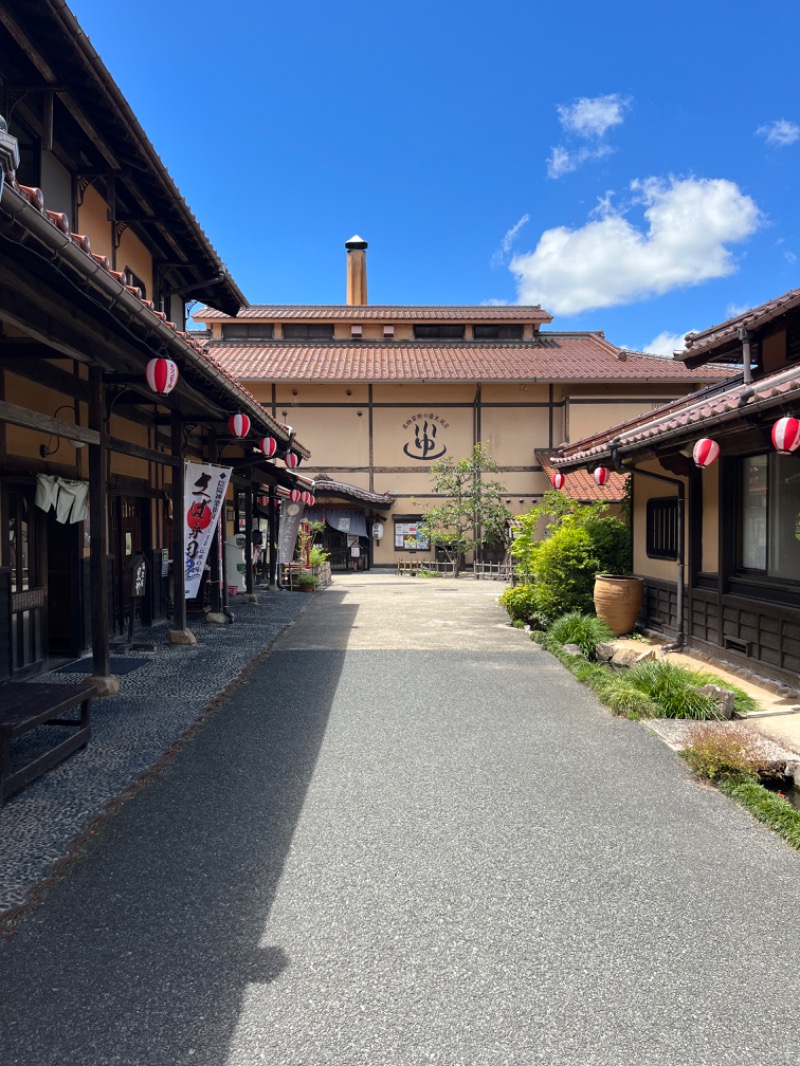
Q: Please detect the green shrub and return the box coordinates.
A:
[545,611,615,657]
[529,525,599,624]
[498,583,539,625]
[585,515,632,576]
[681,724,771,781]
[719,775,800,849]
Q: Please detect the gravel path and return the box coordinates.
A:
[1,574,800,1065]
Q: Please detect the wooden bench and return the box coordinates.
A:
[0,681,95,805]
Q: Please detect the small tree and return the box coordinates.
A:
[421,444,512,575]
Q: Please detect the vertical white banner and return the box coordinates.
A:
[184,461,233,598]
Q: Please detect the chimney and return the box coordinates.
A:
[345,235,368,306]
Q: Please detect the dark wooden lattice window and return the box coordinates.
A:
[647,498,678,560]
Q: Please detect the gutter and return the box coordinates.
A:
[611,444,686,651]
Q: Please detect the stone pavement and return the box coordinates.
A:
[0,590,308,915]
[1,573,800,1065]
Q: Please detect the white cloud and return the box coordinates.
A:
[510,176,761,315]
[547,144,613,180]
[480,298,511,306]
[644,331,691,357]
[726,302,750,318]
[547,94,630,179]
[756,119,800,147]
[785,250,798,264]
[557,94,630,138]
[491,214,530,268]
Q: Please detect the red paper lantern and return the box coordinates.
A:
[308,494,316,508]
[692,438,720,468]
[594,466,609,487]
[551,472,565,490]
[228,413,251,438]
[259,436,277,458]
[285,452,299,469]
[289,489,302,503]
[301,491,313,506]
[258,495,268,507]
[145,357,179,395]
[771,417,800,455]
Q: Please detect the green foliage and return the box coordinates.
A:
[681,724,771,781]
[297,572,318,589]
[508,491,631,624]
[585,515,632,576]
[545,611,615,657]
[527,524,599,623]
[620,659,721,720]
[308,545,329,567]
[498,583,539,625]
[421,443,511,570]
[691,673,758,716]
[719,775,800,849]
[604,684,659,720]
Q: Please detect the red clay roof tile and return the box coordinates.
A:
[205,336,732,384]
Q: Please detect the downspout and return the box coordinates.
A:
[738,327,752,385]
[611,443,686,651]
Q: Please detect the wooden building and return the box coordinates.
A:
[0,1,308,687]
[195,237,730,569]
[551,286,800,688]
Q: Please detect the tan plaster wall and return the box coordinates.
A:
[481,384,550,403]
[701,464,719,573]
[568,399,674,442]
[77,185,113,260]
[3,374,78,461]
[117,228,154,298]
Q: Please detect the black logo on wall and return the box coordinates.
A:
[402,413,448,461]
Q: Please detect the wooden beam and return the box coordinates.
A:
[107,435,179,468]
[0,356,92,402]
[0,399,99,446]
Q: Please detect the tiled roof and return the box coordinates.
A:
[552,364,800,468]
[204,336,733,384]
[312,478,396,506]
[535,450,628,503]
[680,286,800,366]
[193,304,553,322]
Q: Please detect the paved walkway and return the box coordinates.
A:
[2,574,800,1064]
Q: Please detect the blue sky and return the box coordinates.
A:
[70,0,800,354]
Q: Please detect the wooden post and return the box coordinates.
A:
[88,367,114,691]
[170,414,187,634]
[244,485,254,594]
[268,485,278,589]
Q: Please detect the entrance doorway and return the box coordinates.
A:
[110,496,152,635]
[45,511,83,658]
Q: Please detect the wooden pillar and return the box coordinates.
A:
[88,367,112,681]
[268,486,278,588]
[244,485,254,594]
[170,414,187,633]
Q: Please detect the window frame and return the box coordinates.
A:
[646,497,679,560]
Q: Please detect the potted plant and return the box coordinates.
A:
[296,572,318,593]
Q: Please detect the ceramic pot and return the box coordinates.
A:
[593,574,644,636]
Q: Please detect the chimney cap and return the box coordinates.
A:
[345,234,368,250]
